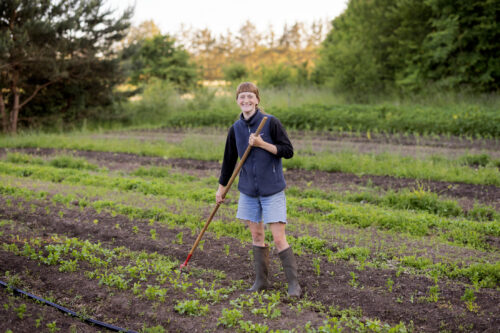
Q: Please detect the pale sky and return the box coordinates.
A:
[106,0,348,35]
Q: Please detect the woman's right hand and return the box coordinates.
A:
[216,184,226,204]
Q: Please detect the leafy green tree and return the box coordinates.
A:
[315,0,499,95]
[0,0,132,134]
[126,34,198,91]
[260,64,292,88]
[292,61,310,86]
[314,0,395,96]
[222,62,248,82]
[415,0,500,91]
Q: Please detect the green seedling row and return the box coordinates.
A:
[2,133,499,185]
[1,160,498,257]
[286,150,500,186]
[1,160,497,251]
[1,183,498,288]
[3,157,497,228]
[287,197,500,250]
[10,152,495,223]
[5,153,100,171]
[288,186,499,222]
[0,234,413,332]
[3,165,496,262]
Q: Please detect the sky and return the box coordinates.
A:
[106,0,348,35]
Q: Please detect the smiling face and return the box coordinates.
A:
[237,91,259,116]
[236,82,261,119]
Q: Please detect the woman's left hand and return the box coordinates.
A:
[249,133,264,147]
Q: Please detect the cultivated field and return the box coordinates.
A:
[0,129,499,332]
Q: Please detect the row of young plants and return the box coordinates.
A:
[1,181,498,289]
[2,161,495,260]
[287,197,499,251]
[1,133,499,185]
[4,152,100,171]
[2,153,499,224]
[2,157,499,254]
[135,164,499,223]
[0,229,413,332]
[162,103,500,138]
[286,151,500,186]
[0,159,498,251]
[287,186,498,222]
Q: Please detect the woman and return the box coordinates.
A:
[216,82,301,297]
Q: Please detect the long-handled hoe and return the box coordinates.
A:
[180,116,268,269]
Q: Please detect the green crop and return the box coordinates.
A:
[14,304,26,319]
[217,308,243,328]
[174,299,209,316]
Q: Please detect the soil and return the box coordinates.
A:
[1,193,499,332]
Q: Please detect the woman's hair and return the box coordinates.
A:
[235,82,265,114]
[236,82,260,102]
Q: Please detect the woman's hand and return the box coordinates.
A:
[249,133,264,147]
[249,133,278,155]
[216,184,226,204]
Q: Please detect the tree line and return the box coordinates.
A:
[120,19,330,87]
[315,0,500,95]
[1,0,498,134]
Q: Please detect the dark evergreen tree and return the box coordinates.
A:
[0,0,132,133]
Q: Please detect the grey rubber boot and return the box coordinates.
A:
[278,246,302,297]
[247,245,270,292]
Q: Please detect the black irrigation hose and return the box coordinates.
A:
[0,280,138,333]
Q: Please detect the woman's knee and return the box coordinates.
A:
[247,222,265,242]
[270,223,288,250]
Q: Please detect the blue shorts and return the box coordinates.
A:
[236,191,287,224]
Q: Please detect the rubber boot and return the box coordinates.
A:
[247,245,270,292]
[278,246,301,297]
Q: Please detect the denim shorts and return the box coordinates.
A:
[236,190,287,224]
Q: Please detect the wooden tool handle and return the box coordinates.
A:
[182,116,268,265]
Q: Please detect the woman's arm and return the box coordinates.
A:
[249,117,293,158]
[217,126,237,204]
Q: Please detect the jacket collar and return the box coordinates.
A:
[240,109,262,126]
